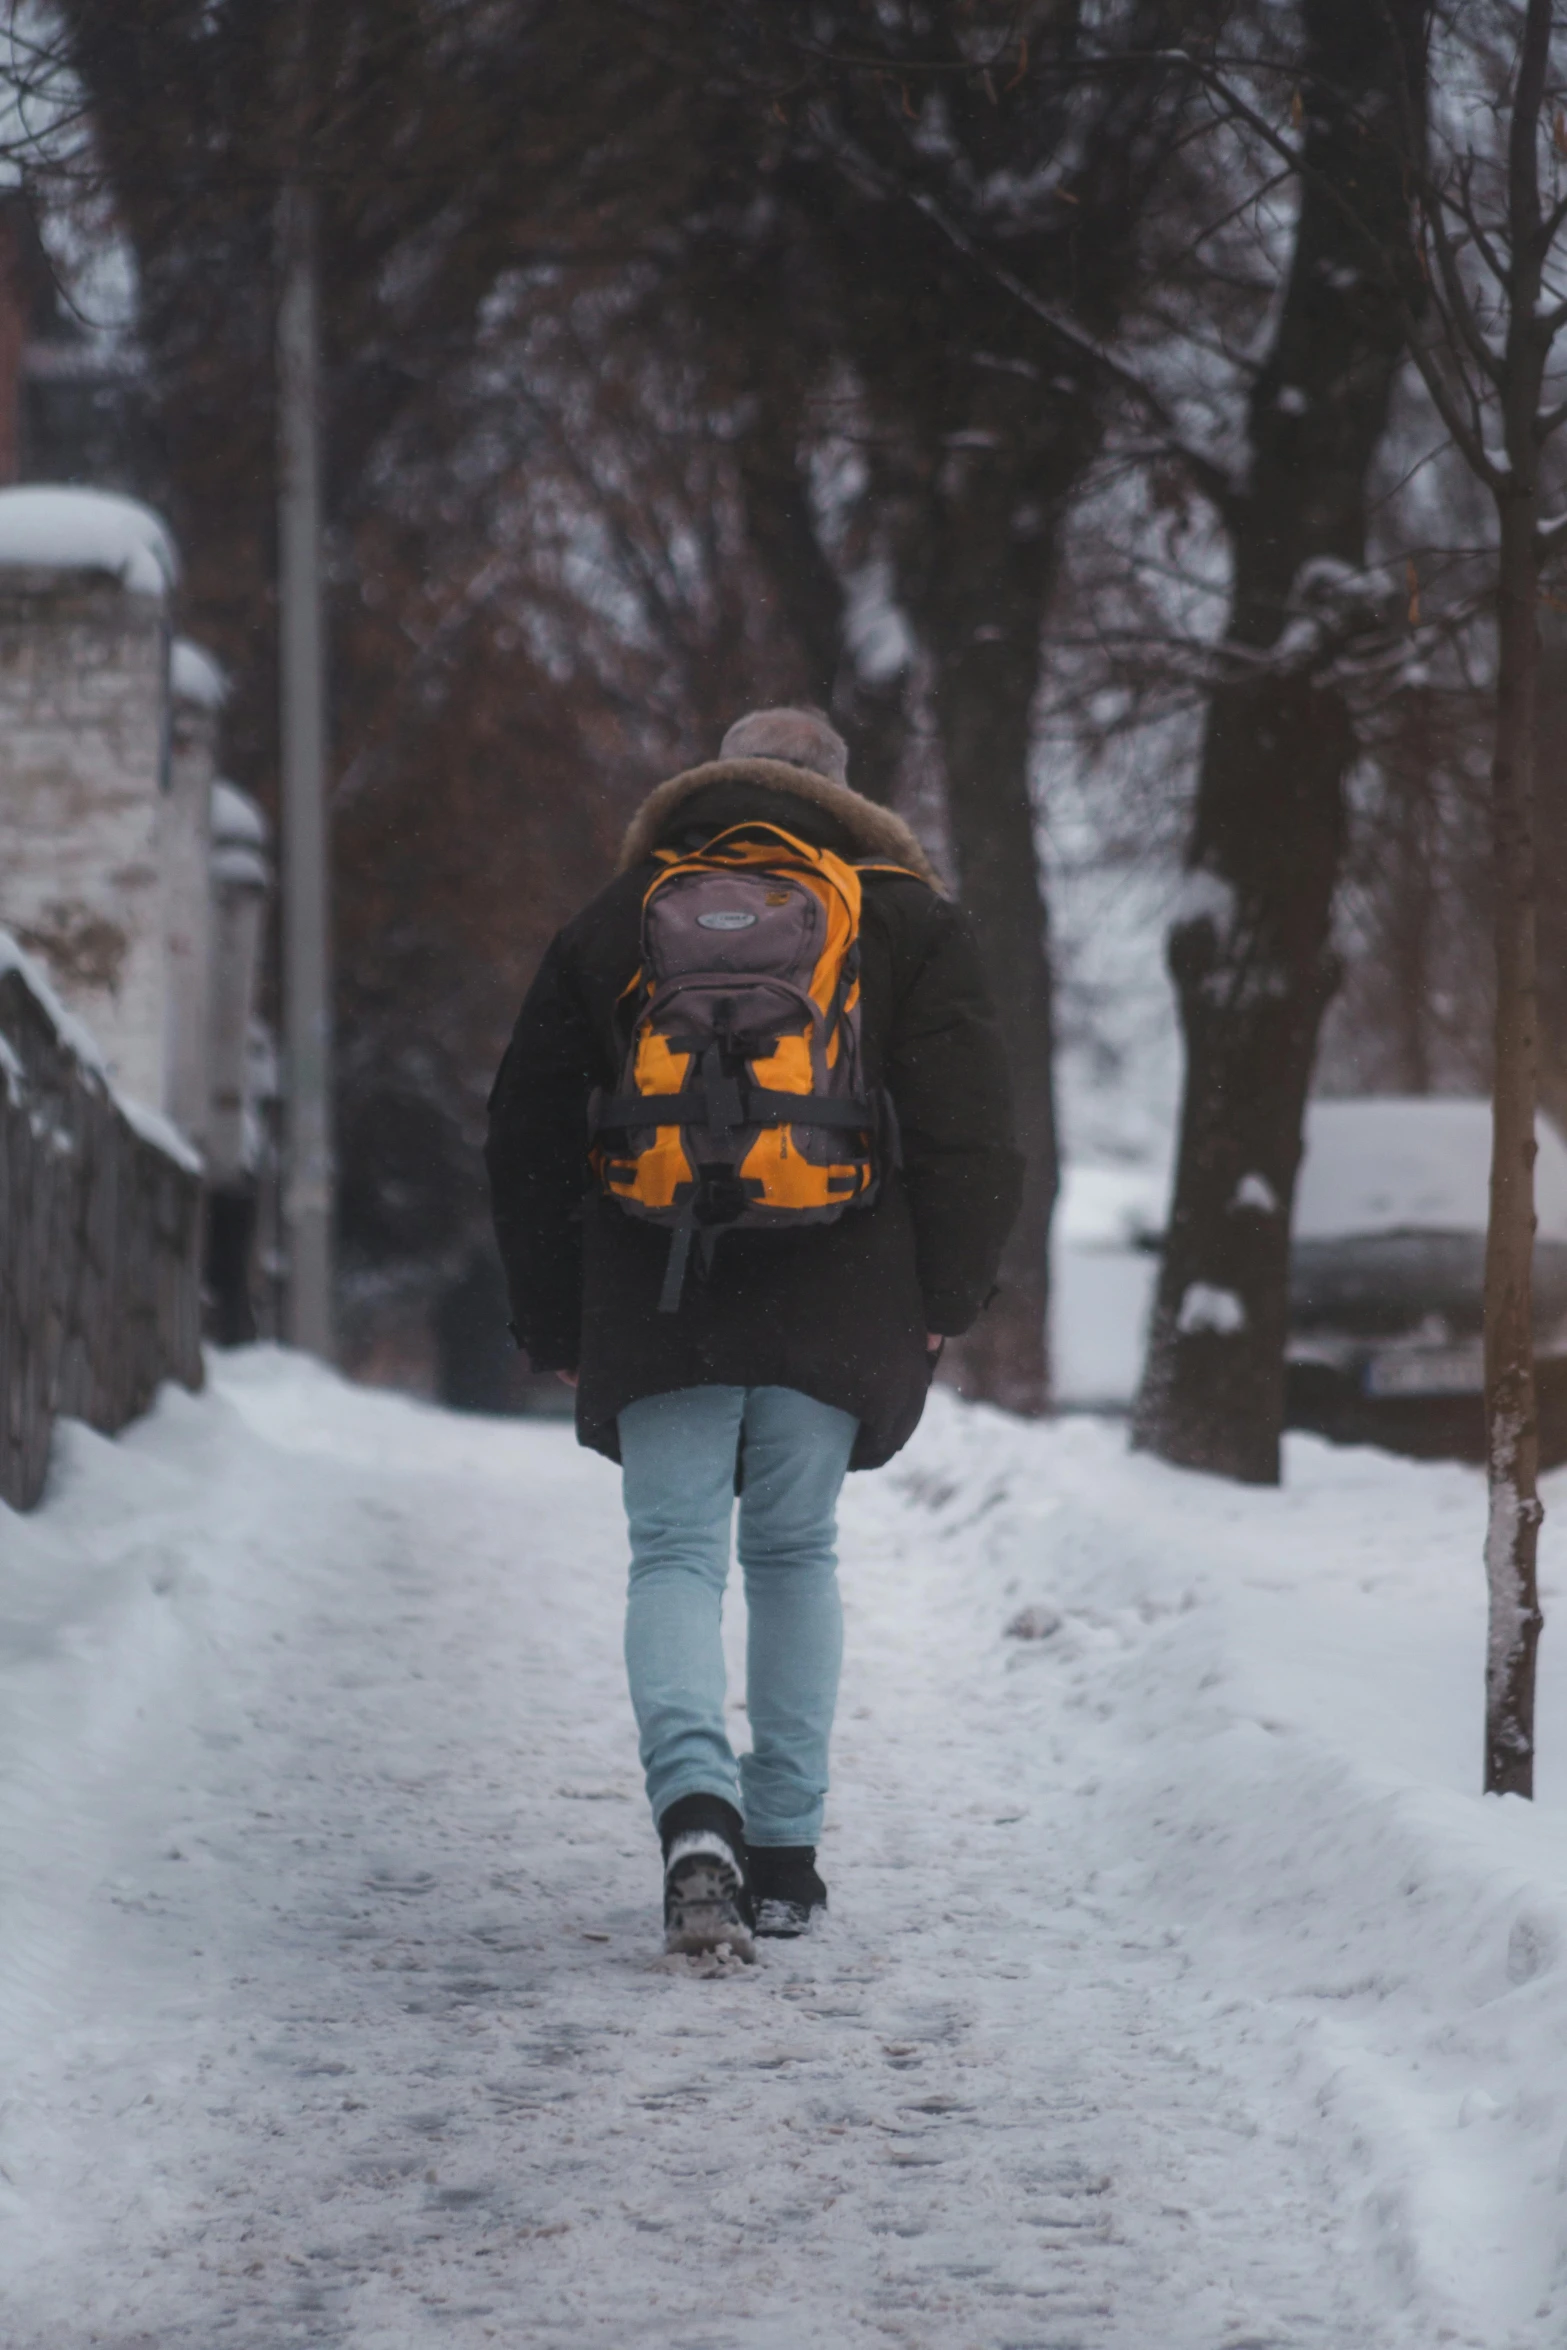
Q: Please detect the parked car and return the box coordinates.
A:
[1051,1161,1165,1412]
[1286,1097,1567,1464]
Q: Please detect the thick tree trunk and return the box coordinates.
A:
[721,267,918,809]
[736,403,911,807]
[890,405,1086,1416]
[925,524,1061,1414]
[1134,675,1349,1479]
[1133,0,1424,1482]
[730,303,1059,1398]
[779,8,1207,1413]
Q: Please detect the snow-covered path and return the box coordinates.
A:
[6,1355,1567,2348]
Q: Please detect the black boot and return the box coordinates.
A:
[746,1844,827,1939]
[658,1793,755,1959]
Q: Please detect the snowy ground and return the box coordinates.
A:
[5,1358,1567,2347]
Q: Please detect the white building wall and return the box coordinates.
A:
[208,779,270,1188]
[0,568,172,1110]
[162,641,224,1148]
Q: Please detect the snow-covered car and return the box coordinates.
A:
[1051,1161,1165,1413]
[1286,1097,1567,1462]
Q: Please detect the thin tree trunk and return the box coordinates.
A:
[1481,0,1553,1797]
[1531,618,1567,1140]
[1133,0,1425,1482]
[1387,688,1436,1095]
[1486,496,1545,1795]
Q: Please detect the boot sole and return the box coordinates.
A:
[752,1896,819,1939]
[664,1856,756,1960]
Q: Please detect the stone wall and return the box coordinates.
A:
[0,938,202,1513]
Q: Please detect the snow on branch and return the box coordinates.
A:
[1176,1282,1247,1337]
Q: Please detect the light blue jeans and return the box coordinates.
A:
[619,1384,858,1846]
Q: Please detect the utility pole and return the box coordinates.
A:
[276,179,334,1358]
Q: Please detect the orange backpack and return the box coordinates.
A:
[589,823,910,1309]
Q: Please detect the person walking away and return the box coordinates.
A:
[486,707,1021,1955]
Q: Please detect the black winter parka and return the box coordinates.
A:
[485,759,1023,1470]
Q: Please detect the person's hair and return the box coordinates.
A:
[719,706,849,785]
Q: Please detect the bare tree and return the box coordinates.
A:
[1131,0,1428,1483]
[1394,0,1567,1797]
[726,0,1233,1413]
[1170,0,1567,1791]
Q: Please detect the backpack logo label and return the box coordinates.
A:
[696,910,758,931]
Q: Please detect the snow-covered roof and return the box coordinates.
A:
[0,485,177,599]
[1294,1097,1567,1245]
[211,779,269,852]
[171,637,227,708]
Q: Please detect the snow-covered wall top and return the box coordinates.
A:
[0,922,108,1083]
[1295,1098,1567,1245]
[0,924,200,1174]
[211,779,269,852]
[0,486,177,600]
[171,637,226,708]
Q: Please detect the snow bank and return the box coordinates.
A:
[892,1397,1567,2344]
[0,486,177,600]
[0,1415,211,2057]
[1297,1096,1567,1244]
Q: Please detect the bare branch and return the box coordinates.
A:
[902,189,1243,524]
[1180,50,1511,490]
[1441,157,1511,293]
[1403,325,1509,489]
[1507,0,1551,270]
[1426,207,1508,388]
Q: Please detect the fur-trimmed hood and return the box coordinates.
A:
[615,758,944,892]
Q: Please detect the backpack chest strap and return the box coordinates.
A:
[592,1086,873,1132]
